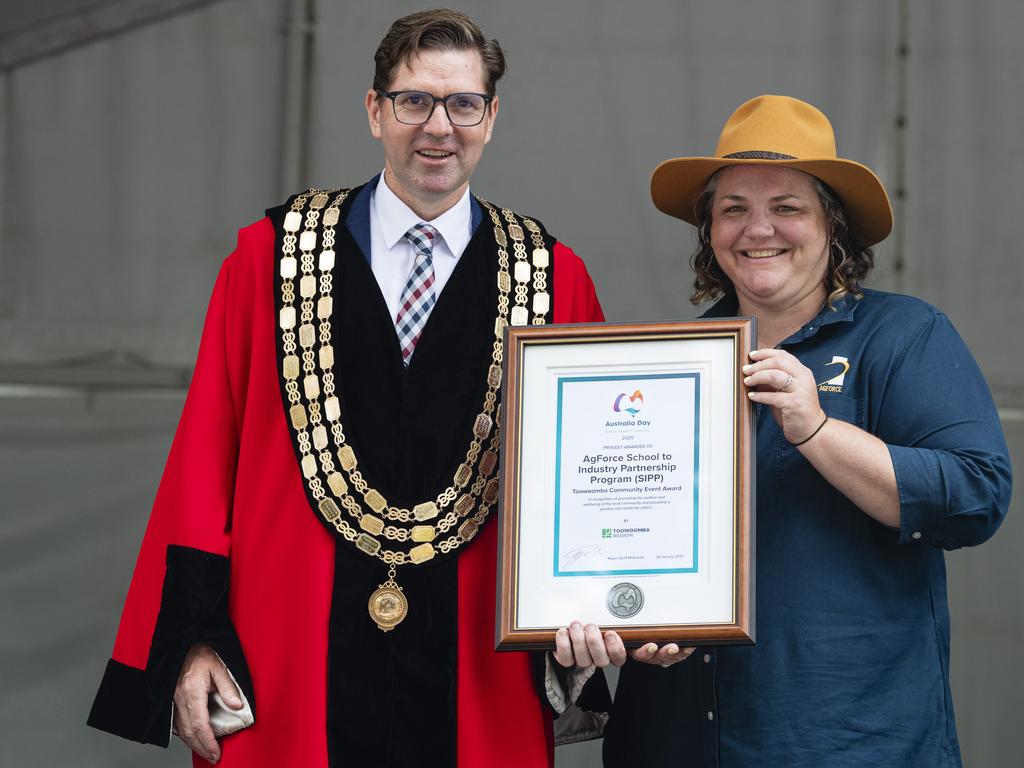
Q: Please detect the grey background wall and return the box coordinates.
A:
[1,1,1021,766]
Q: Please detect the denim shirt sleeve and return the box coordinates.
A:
[877,311,1011,549]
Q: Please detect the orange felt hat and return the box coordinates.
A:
[650,95,893,246]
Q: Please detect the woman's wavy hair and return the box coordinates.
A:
[689,170,875,308]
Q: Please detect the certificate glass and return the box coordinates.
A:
[496,320,755,649]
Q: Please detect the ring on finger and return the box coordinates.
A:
[781,374,794,391]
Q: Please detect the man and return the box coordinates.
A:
[87,10,622,767]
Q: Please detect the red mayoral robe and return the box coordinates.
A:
[89,184,605,768]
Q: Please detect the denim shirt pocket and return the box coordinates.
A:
[817,393,864,428]
[774,394,864,481]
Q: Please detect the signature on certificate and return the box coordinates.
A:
[561,544,604,569]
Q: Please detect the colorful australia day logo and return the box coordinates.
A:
[613,390,644,415]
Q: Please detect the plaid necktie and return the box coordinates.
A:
[395,222,439,364]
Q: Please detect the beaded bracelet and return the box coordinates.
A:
[791,415,829,447]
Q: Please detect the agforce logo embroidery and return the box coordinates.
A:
[817,356,850,392]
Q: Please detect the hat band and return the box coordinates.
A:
[722,150,796,160]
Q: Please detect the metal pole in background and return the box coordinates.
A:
[891,0,910,293]
[0,72,9,323]
[280,0,315,195]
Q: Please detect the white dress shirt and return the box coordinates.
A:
[369,173,473,323]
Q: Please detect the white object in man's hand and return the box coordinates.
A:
[173,644,245,765]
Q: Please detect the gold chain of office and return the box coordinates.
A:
[277,188,550,630]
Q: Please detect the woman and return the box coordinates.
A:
[602,95,1011,767]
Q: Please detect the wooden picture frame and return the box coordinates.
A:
[496,319,756,650]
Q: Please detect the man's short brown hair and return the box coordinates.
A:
[373,9,507,97]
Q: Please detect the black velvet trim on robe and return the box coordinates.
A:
[536,653,614,718]
[268,188,560,768]
[88,659,167,745]
[87,545,255,747]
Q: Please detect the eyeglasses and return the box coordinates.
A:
[376,89,493,127]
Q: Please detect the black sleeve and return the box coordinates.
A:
[87,545,254,746]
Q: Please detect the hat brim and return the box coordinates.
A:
[650,156,893,246]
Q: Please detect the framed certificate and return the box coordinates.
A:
[495,319,755,649]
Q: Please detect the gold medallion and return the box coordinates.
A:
[368,576,408,632]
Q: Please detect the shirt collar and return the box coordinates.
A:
[373,172,472,257]
[700,292,740,318]
[787,292,858,342]
[701,290,860,343]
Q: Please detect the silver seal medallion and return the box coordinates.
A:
[606,582,644,618]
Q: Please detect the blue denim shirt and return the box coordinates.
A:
[604,289,1011,768]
